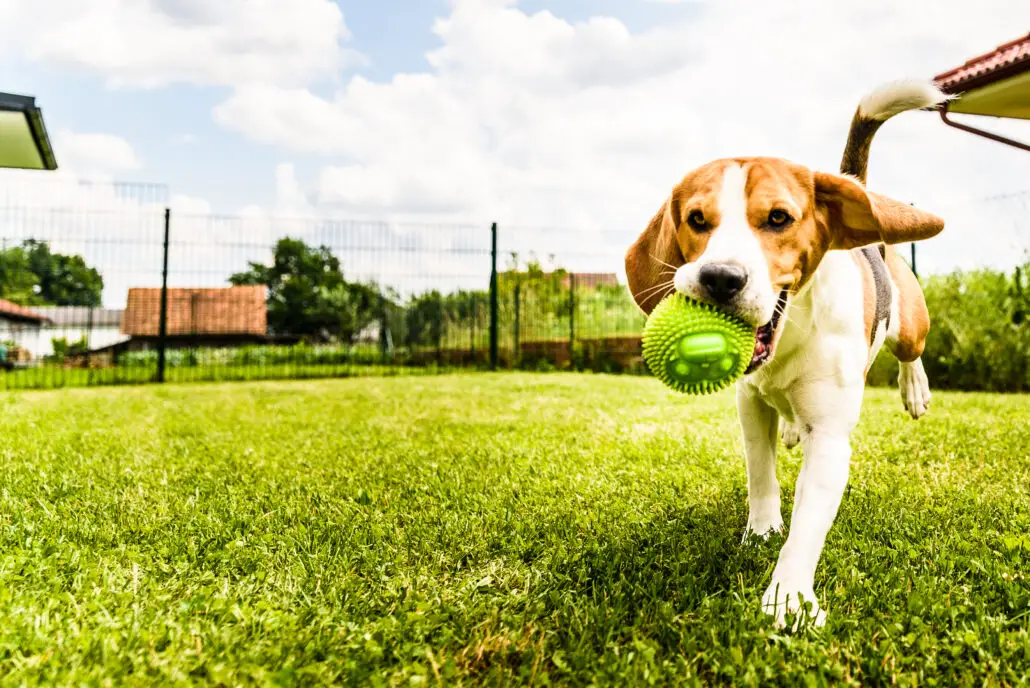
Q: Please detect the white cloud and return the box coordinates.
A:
[5,0,1030,298]
[273,163,313,215]
[52,129,141,176]
[202,0,1030,277]
[170,193,210,215]
[0,0,362,89]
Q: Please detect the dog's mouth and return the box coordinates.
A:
[745,288,789,375]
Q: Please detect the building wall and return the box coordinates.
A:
[36,325,129,358]
[0,318,44,359]
[1,320,128,359]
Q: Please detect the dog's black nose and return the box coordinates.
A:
[698,263,748,304]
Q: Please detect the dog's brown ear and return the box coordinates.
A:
[814,171,944,250]
[625,195,684,314]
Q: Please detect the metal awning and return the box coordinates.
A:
[0,91,58,170]
[934,33,1030,152]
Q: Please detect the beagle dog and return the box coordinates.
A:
[625,80,947,627]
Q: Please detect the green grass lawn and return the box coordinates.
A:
[1,374,1028,685]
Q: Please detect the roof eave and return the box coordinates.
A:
[935,52,1030,97]
[0,92,58,171]
[0,313,50,325]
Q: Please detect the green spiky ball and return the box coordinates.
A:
[642,293,756,395]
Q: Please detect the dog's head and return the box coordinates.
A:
[625,157,943,373]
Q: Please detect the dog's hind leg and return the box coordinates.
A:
[883,246,931,420]
[897,357,931,420]
[779,418,801,449]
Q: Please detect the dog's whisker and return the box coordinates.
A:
[641,282,677,305]
[634,284,675,298]
[635,274,676,296]
[649,254,681,271]
[633,280,676,301]
[633,277,674,294]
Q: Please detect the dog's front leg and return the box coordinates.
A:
[761,382,861,629]
[758,381,861,630]
[737,383,783,540]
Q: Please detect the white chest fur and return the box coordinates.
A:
[741,250,870,423]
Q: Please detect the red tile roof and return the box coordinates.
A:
[120,286,267,337]
[935,33,1030,94]
[0,299,50,324]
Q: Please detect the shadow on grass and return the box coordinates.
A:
[448,487,788,681]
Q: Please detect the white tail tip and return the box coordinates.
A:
[858,80,952,122]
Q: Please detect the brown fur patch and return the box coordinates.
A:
[840,107,885,183]
[814,172,945,249]
[737,159,828,295]
[884,245,929,362]
[623,160,737,313]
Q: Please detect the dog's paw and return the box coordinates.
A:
[780,419,801,449]
[743,504,784,543]
[742,522,784,544]
[898,359,931,420]
[761,581,825,630]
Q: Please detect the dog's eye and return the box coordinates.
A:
[767,209,792,228]
[686,210,707,231]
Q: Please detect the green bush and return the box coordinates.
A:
[868,265,1030,393]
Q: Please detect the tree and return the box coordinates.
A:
[25,240,103,306]
[230,237,384,342]
[405,291,445,347]
[320,281,384,344]
[0,240,103,306]
[0,245,38,304]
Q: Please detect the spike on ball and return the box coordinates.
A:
[641,293,756,395]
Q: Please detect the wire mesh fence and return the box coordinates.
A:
[1,173,1028,390]
[0,176,651,389]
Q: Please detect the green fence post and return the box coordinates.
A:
[513,281,520,359]
[86,305,95,385]
[378,293,391,363]
[569,272,576,362]
[435,292,443,366]
[157,207,170,383]
[470,292,477,364]
[489,222,499,370]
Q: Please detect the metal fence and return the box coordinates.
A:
[0,177,645,389]
[1,174,1028,391]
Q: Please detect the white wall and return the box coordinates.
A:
[1,321,128,360]
[0,319,45,359]
[35,325,129,358]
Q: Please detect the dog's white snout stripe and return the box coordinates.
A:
[674,164,777,326]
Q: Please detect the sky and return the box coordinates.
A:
[1,0,1030,306]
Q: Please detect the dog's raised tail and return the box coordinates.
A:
[841,80,951,183]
